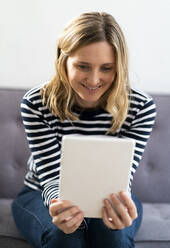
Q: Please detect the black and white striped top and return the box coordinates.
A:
[21,84,156,207]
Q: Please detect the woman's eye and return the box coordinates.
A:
[101,67,113,72]
[77,65,90,71]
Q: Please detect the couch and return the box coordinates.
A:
[0,87,170,248]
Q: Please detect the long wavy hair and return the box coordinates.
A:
[41,12,130,133]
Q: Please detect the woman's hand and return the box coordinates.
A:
[49,199,84,234]
[102,191,137,230]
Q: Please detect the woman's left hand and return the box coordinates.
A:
[102,191,137,230]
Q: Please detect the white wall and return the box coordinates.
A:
[0,0,170,93]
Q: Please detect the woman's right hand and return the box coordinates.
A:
[49,199,84,234]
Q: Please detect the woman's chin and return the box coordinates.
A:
[75,95,100,108]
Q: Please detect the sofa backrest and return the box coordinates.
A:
[132,94,170,203]
[0,88,29,198]
[0,88,170,203]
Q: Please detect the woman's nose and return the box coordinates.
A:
[87,70,101,86]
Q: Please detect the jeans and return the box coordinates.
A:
[12,186,142,248]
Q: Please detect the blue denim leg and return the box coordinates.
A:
[85,194,143,248]
[12,186,86,248]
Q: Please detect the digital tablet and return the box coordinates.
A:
[59,135,135,218]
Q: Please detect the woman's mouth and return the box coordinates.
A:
[81,83,102,91]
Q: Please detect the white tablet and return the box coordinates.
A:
[59,135,135,218]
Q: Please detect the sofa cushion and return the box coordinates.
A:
[0,199,25,239]
[0,237,32,248]
[135,242,170,248]
[135,203,170,241]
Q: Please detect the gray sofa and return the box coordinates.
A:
[0,88,170,248]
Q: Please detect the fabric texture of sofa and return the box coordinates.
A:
[0,87,170,248]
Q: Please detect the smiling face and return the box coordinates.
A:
[66,41,116,108]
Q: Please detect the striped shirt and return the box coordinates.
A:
[21,84,156,207]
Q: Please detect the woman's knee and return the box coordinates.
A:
[12,200,60,248]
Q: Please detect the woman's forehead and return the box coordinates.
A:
[69,41,116,64]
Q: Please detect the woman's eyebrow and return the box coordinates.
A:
[75,61,115,66]
[75,61,90,65]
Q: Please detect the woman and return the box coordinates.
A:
[12,12,156,247]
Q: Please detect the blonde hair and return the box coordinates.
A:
[41,12,130,133]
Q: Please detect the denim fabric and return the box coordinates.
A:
[12,186,142,248]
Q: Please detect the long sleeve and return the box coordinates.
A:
[21,96,61,207]
[120,96,157,188]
